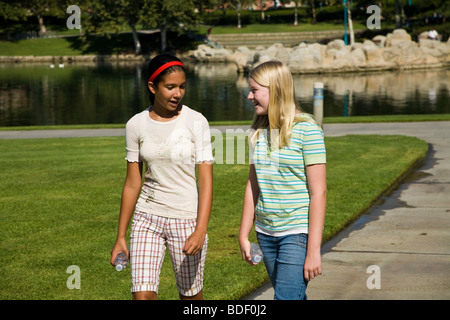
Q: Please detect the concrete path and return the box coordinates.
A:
[0,128,125,139]
[245,121,450,300]
[0,125,246,140]
[1,121,449,300]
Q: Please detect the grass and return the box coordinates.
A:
[0,134,428,300]
[0,33,141,56]
[207,21,367,34]
[0,21,368,57]
[0,37,85,56]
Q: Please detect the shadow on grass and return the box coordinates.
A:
[64,31,203,55]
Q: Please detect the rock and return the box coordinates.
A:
[385,29,412,47]
[289,43,325,72]
[236,46,251,53]
[372,35,386,47]
[327,39,346,51]
[186,29,449,73]
[350,48,366,66]
[363,45,386,67]
[418,31,430,41]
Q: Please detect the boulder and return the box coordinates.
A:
[187,28,449,73]
[385,29,412,47]
[350,47,366,66]
[372,35,386,47]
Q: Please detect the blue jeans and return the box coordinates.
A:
[257,232,308,300]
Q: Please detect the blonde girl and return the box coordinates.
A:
[239,60,327,300]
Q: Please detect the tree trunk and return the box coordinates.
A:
[347,5,354,45]
[294,5,298,26]
[310,0,316,23]
[160,25,168,52]
[237,11,241,29]
[37,14,46,35]
[394,0,401,28]
[129,24,142,55]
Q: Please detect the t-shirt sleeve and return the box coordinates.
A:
[125,116,141,163]
[296,122,326,166]
[193,114,214,164]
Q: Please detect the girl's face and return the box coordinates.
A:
[149,69,186,112]
[248,78,269,116]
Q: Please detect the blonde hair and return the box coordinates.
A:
[249,60,312,149]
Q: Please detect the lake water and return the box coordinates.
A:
[0,62,449,127]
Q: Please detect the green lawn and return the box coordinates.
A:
[0,22,367,57]
[0,37,85,56]
[207,21,367,34]
[0,134,428,299]
[0,34,137,56]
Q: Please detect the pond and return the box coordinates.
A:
[0,62,448,127]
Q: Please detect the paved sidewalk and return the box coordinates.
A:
[245,121,450,300]
[0,128,125,139]
[0,125,247,140]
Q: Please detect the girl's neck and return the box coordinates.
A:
[149,104,182,122]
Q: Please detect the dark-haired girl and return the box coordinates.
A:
[110,54,213,300]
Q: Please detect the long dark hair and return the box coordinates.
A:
[146,54,185,104]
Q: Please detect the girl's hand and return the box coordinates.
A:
[183,230,206,256]
[239,238,256,266]
[110,238,129,266]
[304,250,322,281]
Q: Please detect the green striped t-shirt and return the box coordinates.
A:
[253,119,326,235]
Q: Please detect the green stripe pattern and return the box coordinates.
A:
[253,120,326,233]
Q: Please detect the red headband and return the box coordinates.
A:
[148,61,184,83]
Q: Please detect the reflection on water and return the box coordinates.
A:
[0,62,448,126]
[293,69,449,117]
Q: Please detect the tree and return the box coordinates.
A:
[142,0,201,52]
[0,0,60,35]
[309,0,316,23]
[226,0,252,28]
[394,0,404,28]
[346,1,354,45]
[253,0,268,21]
[0,0,28,22]
[280,0,303,26]
[116,0,145,54]
[80,0,144,54]
[343,0,354,45]
[77,0,204,54]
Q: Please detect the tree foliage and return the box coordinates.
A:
[1,0,448,52]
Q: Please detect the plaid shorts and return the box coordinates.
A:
[130,211,208,296]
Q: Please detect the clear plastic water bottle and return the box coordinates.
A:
[114,252,129,271]
[250,242,263,264]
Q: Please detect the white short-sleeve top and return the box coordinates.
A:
[125,105,214,219]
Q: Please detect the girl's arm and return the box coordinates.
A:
[110,161,143,265]
[239,164,260,265]
[304,163,327,281]
[183,161,213,255]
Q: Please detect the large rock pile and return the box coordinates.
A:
[186,29,450,74]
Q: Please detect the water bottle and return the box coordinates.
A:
[250,242,263,264]
[114,252,129,271]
